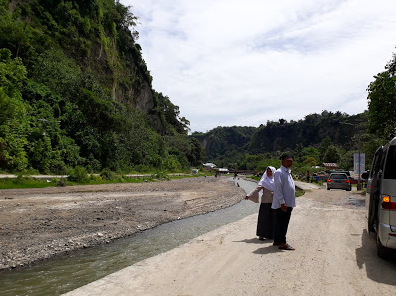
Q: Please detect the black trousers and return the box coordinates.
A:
[274,207,293,244]
[256,203,275,239]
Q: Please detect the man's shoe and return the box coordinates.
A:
[278,243,295,250]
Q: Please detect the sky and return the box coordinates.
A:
[122,0,396,133]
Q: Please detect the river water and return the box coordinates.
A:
[0,178,259,296]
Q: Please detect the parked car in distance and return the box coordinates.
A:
[327,173,351,191]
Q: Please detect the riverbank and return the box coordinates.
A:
[0,177,245,271]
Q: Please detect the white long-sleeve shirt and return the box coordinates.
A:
[271,165,296,209]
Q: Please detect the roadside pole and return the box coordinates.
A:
[354,149,364,191]
[357,152,361,190]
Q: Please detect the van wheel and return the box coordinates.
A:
[347,187,351,191]
[327,187,330,190]
[376,223,389,258]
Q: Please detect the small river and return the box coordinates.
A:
[0,178,260,296]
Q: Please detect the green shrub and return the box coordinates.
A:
[151,171,169,180]
[14,173,25,184]
[100,168,116,180]
[67,166,88,182]
[89,174,102,181]
[134,164,151,173]
[163,155,182,172]
[53,177,66,187]
[49,160,69,175]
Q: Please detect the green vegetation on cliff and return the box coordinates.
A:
[0,0,203,174]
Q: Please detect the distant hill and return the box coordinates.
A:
[193,111,366,161]
[192,126,257,159]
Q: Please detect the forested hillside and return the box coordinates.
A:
[0,0,203,174]
[192,126,257,160]
[193,111,367,172]
[249,111,365,153]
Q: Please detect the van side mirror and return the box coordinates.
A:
[361,172,369,180]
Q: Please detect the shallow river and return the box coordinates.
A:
[0,178,259,296]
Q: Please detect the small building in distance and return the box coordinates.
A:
[323,163,338,171]
[203,163,217,170]
[214,168,229,174]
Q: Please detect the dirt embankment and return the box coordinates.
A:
[0,177,244,270]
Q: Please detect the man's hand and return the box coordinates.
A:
[281,204,287,212]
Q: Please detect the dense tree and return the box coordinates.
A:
[0,48,29,171]
[363,49,396,166]
[367,71,396,140]
[303,157,317,167]
[323,145,341,163]
[319,136,332,161]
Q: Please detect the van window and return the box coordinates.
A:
[379,149,386,175]
[371,148,383,177]
[384,146,396,179]
[370,155,379,178]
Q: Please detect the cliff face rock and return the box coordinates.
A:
[130,80,154,112]
[201,138,208,150]
[83,35,155,115]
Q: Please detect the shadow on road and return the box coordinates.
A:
[355,229,396,286]
[233,238,272,244]
[253,246,283,255]
[233,237,282,254]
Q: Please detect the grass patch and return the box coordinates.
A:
[0,173,211,190]
[0,176,151,189]
[64,177,145,186]
[0,176,55,189]
[169,173,207,180]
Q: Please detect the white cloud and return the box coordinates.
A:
[123,0,396,132]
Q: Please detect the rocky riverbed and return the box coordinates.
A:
[0,176,244,271]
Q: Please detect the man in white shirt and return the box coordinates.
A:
[272,154,296,250]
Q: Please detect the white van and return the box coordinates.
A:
[364,137,396,257]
